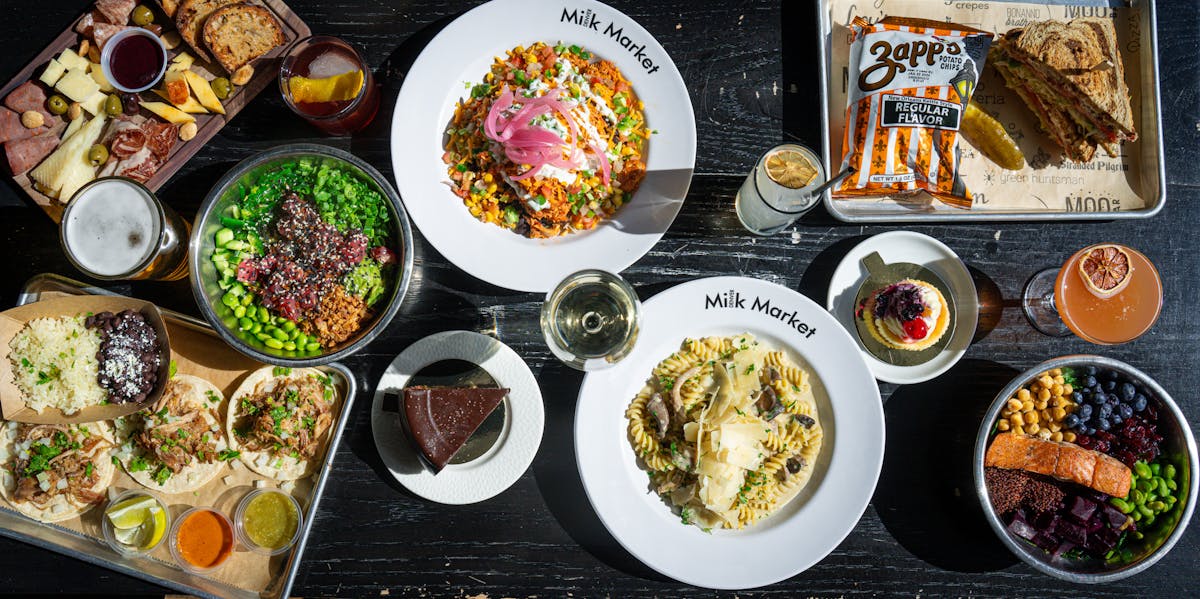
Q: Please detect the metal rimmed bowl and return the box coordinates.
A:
[189,144,414,366]
[974,355,1197,583]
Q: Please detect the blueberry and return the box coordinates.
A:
[1099,403,1113,418]
[1084,376,1098,389]
[1084,366,1098,376]
[1120,383,1136,401]
[1103,380,1117,392]
[1064,414,1080,428]
[1078,404,1093,420]
[1119,404,1134,420]
[1107,395,1121,408]
[1134,395,1148,412]
[1111,414,1123,426]
[1097,418,1111,431]
[1084,426,1097,436]
[1106,370,1120,381]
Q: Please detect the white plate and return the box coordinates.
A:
[575,277,883,589]
[371,330,544,504]
[825,231,978,385]
[390,0,696,292]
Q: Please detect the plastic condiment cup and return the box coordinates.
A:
[100,28,169,94]
[168,506,235,573]
[101,489,171,557]
[234,489,303,556]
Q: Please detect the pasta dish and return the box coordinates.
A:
[626,334,823,530]
[443,42,649,238]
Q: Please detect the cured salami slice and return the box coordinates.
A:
[115,146,162,182]
[144,121,177,159]
[4,82,55,124]
[0,109,35,145]
[95,0,136,26]
[93,23,129,50]
[110,128,147,159]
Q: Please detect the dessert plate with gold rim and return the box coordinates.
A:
[826,230,978,385]
[370,330,544,504]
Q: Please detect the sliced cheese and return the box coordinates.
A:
[89,64,115,93]
[57,48,90,72]
[168,52,195,73]
[141,101,195,124]
[61,114,83,141]
[40,58,67,87]
[55,70,101,103]
[152,89,208,114]
[30,114,105,197]
[183,70,225,114]
[79,90,107,117]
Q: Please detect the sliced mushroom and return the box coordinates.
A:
[670,444,695,472]
[787,456,806,473]
[647,393,670,439]
[793,414,816,429]
[756,386,785,421]
[767,366,783,383]
[670,481,697,506]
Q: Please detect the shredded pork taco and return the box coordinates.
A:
[115,374,232,493]
[0,421,116,523]
[226,366,338,480]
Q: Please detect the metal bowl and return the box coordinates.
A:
[974,355,1197,583]
[189,144,414,366]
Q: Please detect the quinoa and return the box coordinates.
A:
[985,467,1066,514]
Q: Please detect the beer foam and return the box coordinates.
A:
[63,179,161,277]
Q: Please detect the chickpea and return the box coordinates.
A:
[1063,384,1073,395]
[1064,432,1077,443]
[1053,407,1067,420]
[1007,398,1022,412]
[1037,388,1051,402]
[1010,413,1024,426]
[1021,400,1034,412]
[20,111,44,128]
[1052,383,1064,396]
[1012,425,1025,436]
[1051,431,1064,442]
[1036,400,1048,411]
[1048,368,1062,376]
[1017,388,1032,402]
[1039,375,1053,388]
[1027,422,1041,435]
[1026,411,1040,425]
[1053,375,1065,385]
[997,420,1010,432]
[1038,429,1052,440]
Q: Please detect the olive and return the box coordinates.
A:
[131,5,154,26]
[47,95,69,116]
[121,92,140,115]
[210,77,232,100]
[87,144,109,166]
[104,93,123,117]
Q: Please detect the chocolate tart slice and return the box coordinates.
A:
[400,386,509,472]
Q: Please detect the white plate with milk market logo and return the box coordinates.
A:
[575,276,883,589]
[390,0,696,292]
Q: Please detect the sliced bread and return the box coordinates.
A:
[157,0,180,17]
[175,0,238,63]
[202,3,285,75]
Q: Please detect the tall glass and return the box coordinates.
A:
[279,36,380,135]
[735,143,825,235]
[541,269,641,371]
[1022,244,1162,344]
[60,177,190,281]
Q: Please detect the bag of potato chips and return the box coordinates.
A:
[834,16,993,208]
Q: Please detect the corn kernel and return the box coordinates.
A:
[486,183,497,194]
[1012,425,1025,436]
[1049,422,1061,432]
[483,173,494,183]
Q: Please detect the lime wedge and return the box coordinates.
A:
[142,506,167,549]
[105,495,157,530]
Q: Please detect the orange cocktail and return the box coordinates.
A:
[1054,244,1162,345]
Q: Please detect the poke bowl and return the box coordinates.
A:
[189,144,414,366]
[974,355,1197,583]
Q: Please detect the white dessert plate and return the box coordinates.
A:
[390,0,696,292]
[826,230,978,385]
[575,276,883,589]
[371,330,544,504]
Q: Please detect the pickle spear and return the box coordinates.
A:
[961,100,1025,171]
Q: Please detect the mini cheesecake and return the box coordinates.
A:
[858,279,950,351]
[401,386,509,472]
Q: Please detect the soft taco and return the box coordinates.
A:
[226,366,339,480]
[115,374,232,494]
[0,420,116,523]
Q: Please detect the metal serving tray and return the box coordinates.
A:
[816,0,1165,222]
[1,273,357,599]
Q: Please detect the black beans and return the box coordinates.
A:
[85,309,161,404]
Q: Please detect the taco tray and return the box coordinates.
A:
[0,0,310,223]
[816,0,1165,222]
[0,273,356,599]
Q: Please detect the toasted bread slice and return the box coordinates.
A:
[202,3,285,75]
[175,0,238,63]
[157,0,180,17]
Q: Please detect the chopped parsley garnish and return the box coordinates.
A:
[35,365,61,385]
[301,416,316,431]
[128,456,151,472]
[111,456,120,466]
[84,462,93,478]
[745,364,755,375]
[176,429,189,439]
[241,397,260,416]
[19,358,32,371]
[153,466,171,485]
[206,390,220,404]
[680,507,693,525]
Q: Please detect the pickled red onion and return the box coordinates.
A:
[483,87,611,182]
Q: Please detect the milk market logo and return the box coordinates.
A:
[704,289,818,339]
[560,7,662,74]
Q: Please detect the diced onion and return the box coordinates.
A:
[222,475,235,486]
[254,479,266,489]
[55,479,68,490]
[280,481,295,493]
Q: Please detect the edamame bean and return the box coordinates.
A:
[1134,462,1152,479]
[1137,505,1154,518]
[305,342,321,352]
[233,305,246,318]
[283,341,297,351]
[1148,500,1167,511]
[251,322,262,334]
[258,309,271,323]
[1111,498,1134,514]
[245,305,256,319]
[1156,477,1169,495]
[264,338,284,349]
[1151,463,1161,476]
[1164,464,1176,480]
[281,320,296,332]
[1144,514,1156,526]
[1131,489,1144,504]
[238,317,253,330]
[271,328,289,342]
[221,292,238,307]
[254,332,270,343]
[241,294,253,306]
[1167,479,1177,491]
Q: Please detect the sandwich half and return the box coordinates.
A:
[992,17,1136,162]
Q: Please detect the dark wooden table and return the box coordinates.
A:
[2,0,1198,596]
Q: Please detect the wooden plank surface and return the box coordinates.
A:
[1,0,1199,597]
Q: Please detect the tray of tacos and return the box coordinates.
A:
[0,273,355,599]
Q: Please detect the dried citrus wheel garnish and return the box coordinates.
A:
[1078,244,1134,299]
[961,100,1025,171]
[765,150,817,189]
